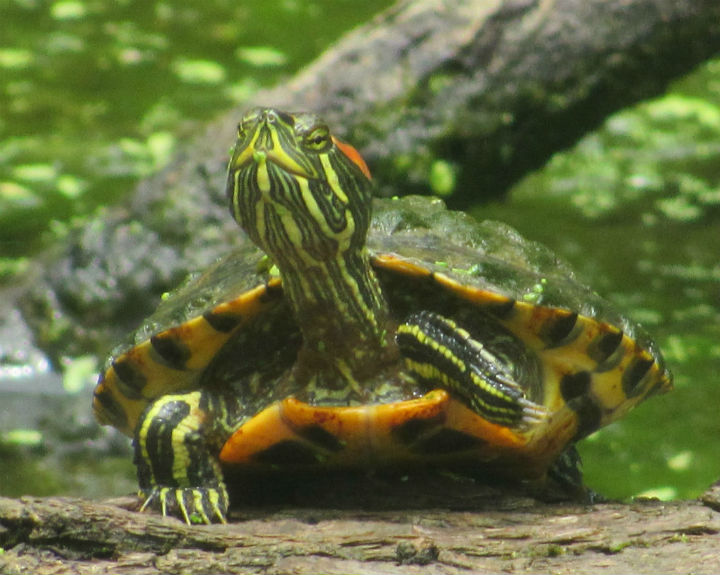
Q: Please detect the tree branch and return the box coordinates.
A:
[252,0,720,202]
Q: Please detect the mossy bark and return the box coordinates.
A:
[1,479,719,574]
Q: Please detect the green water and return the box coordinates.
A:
[0,0,387,258]
[1,1,719,501]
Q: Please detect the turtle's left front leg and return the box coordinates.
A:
[134,389,234,524]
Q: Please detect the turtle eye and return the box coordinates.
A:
[304,126,331,151]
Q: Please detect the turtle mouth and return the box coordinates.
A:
[231,146,318,181]
[257,149,317,180]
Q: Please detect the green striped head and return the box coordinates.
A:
[226,108,374,269]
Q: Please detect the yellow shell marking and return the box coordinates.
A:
[93,279,282,436]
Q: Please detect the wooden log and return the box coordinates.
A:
[251,0,720,203]
[1,483,719,574]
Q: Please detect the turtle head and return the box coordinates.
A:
[226,107,373,269]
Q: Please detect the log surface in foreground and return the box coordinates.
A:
[1,481,720,574]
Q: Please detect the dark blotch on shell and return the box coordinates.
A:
[203,309,243,333]
[539,311,579,348]
[151,331,192,370]
[94,388,129,429]
[622,355,655,398]
[561,371,592,403]
[112,356,147,399]
[296,425,345,453]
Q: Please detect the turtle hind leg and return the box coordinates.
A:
[396,310,545,428]
[134,390,233,524]
[542,445,602,503]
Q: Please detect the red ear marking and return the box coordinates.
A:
[332,136,372,180]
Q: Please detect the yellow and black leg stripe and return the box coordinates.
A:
[396,311,544,428]
[134,390,234,524]
[546,445,587,498]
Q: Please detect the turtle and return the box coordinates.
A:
[93,107,673,524]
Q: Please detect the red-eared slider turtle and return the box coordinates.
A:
[93,108,672,524]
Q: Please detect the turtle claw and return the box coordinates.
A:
[139,485,229,524]
[518,397,548,427]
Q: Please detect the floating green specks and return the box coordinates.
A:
[656,196,702,222]
[429,159,457,197]
[450,263,483,276]
[172,58,226,84]
[12,163,58,184]
[62,355,98,393]
[427,73,454,94]
[3,429,43,448]
[189,512,206,525]
[146,131,175,169]
[635,486,677,501]
[666,450,693,472]
[236,46,287,68]
[392,154,412,173]
[661,335,689,364]
[0,48,33,69]
[57,174,88,199]
[225,78,259,104]
[112,132,176,176]
[0,181,40,209]
[628,308,663,327]
[50,0,87,20]
[46,32,85,55]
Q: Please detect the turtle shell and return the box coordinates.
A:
[93,195,671,478]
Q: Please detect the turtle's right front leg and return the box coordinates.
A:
[134,390,233,524]
[396,310,545,427]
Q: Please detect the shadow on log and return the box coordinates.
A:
[1,476,719,574]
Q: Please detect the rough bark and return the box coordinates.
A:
[11,0,720,364]
[1,480,719,575]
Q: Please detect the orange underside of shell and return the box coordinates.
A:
[219,389,576,478]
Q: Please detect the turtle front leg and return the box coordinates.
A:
[134,390,233,524]
[396,310,545,427]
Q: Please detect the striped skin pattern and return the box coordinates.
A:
[93,109,672,524]
[227,109,395,391]
[396,311,545,428]
[135,391,230,524]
